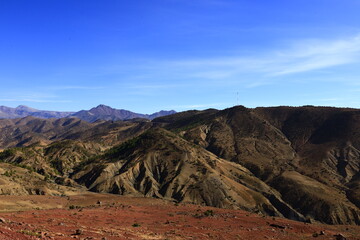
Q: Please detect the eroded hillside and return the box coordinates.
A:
[1,106,360,225]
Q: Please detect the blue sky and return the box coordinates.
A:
[1,0,360,113]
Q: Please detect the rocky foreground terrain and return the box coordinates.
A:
[0,193,359,240]
[1,105,360,238]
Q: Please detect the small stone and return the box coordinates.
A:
[269,223,286,229]
[39,231,47,238]
[74,229,82,235]
[334,233,347,240]
[0,218,6,223]
[319,230,325,235]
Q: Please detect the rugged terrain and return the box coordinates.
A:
[1,105,360,229]
[0,193,359,240]
[0,116,153,149]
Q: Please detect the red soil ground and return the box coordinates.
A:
[0,194,359,240]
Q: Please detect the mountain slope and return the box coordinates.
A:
[72,128,307,220]
[0,117,95,149]
[157,105,360,224]
[1,105,360,225]
[0,105,73,119]
[71,104,176,122]
[0,116,153,149]
[0,162,84,196]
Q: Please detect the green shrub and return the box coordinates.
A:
[204,210,214,216]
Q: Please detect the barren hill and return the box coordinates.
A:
[1,105,360,226]
[0,116,153,149]
[156,105,360,224]
[72,128,306,221]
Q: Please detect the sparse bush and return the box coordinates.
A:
[193,209,215,218]
[0,149,15,160]
[204,210,214,216]
[3,170,15,177]
[105,136,141,160]
[19,229,41,236]
[69,205,81,210]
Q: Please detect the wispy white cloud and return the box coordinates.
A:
[0,92,72,104]
[0,99,18,102]
[22,99,72,103]
[318,98,340,102]
[131,34,360,87]
[267,35,360,76]
[0,98,71,103]
[124,83,189,90]
[46,86,105,90]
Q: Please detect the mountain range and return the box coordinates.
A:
[0,105,73,119]
[0,105,360,226]
[0,104,176,122]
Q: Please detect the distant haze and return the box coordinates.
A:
[0,105,176,122]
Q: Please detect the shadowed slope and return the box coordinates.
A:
[161,106,360,224]
[72,128,305,220]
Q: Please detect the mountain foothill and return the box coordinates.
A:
[0,104,360,226]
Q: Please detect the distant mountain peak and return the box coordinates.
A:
[72,106,176,122]
[89,104,115,113]
[0,104,176,122]
[16,105,37,112]
[94,104,112,109]
[0,105,74,119]
[16,105,29,108]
